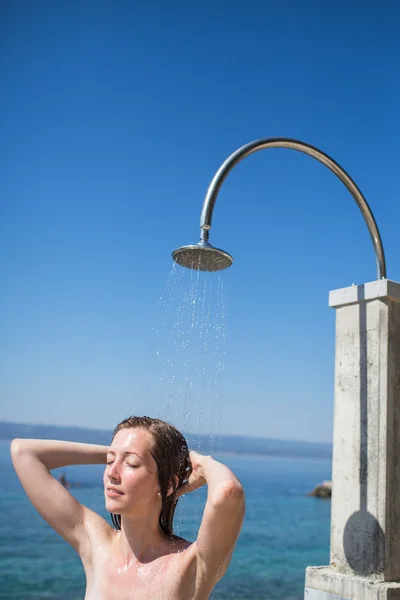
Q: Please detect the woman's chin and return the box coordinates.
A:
[105,494,124,512]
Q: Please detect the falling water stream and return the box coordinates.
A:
[145,262,227,451]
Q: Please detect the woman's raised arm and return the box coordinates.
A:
[180,451,245,585]
[10,438,109,553]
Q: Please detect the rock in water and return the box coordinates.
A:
[308,480,332,498]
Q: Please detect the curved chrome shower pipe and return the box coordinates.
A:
[192,137,386,279]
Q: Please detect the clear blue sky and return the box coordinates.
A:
[1,1,399,443]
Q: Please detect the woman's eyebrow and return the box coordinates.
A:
[107,450,143,459]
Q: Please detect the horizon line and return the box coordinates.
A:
[0,419,333,447]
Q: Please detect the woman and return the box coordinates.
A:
[11,416,245,599]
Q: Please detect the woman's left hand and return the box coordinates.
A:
[177,450,208,497]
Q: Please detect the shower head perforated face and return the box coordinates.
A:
[172,243,233,272]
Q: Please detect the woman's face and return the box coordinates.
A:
[103,427,160,517]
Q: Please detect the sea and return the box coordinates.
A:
[0,439,331,600]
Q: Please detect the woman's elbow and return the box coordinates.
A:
[10,438,29,458]
[212,480,245,508]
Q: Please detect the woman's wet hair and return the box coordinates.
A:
[109,416,191,537]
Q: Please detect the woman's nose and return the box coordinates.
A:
[108,461,121,480]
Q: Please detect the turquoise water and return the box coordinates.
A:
[0,440,331,599]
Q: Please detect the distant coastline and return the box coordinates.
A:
[0,421,332,460]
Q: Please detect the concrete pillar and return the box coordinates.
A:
[305,279,400,600]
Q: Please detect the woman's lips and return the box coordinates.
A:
[106,488,124,498]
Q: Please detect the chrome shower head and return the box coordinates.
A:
[172,241,233,272]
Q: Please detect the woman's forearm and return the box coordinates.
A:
[200,455,242,499]
[11,438,108,471]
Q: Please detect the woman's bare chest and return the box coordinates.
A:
[85,551,194,600]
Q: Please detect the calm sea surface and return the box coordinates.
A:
[0,440,331,599]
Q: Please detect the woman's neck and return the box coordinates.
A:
[118,513,167,564]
